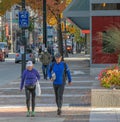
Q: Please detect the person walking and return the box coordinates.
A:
[48,52,72,115]
[40,48,51,80]
[20,61,40,117]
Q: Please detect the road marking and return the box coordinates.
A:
[0,86,92,90]
[0,94,88,98]
[73,71,85,75]
[0,104,69,108]
[9,80,94,84]
[64,57,90,60]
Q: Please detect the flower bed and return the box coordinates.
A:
[98,65,120,88]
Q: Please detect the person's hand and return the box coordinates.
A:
[50,78,53,82]
[68,82,72,86]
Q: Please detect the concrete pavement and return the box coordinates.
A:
[0,53,119,122]
[0,106,120,122]
[90,108,120,122]
[0,117,64,122]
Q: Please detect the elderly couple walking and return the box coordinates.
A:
[20,52,72,117]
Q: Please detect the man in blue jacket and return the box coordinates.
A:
[48,52,72,115]
[20,61,40,117]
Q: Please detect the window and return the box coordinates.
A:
[92,3,120,10]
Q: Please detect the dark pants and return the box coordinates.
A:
[42,64,48,79]
[25,86,36,112]
[53,84,65,109]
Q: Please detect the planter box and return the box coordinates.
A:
[91,89,120,107]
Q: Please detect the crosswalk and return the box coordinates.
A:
[0,59,94,108]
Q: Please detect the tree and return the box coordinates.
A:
[0,0,72,56]
[74,26,85,53]
[27,0,72,56]
[0,0,20,16]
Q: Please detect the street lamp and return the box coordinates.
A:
[21,0,27,74]
[10,8,13,53]
[64,18,68,57]
[43,0,47,48]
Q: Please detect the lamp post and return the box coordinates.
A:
[10,9,13,53]
[43,0,47,48]
[21,0,26,73]
[64,18,68,57]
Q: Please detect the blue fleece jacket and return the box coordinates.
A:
[20,68,40,90]
[48,61,72,85]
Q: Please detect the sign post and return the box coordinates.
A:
[19,0,29,74]
[19,11,29,28]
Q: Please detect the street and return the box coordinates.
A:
[0,53,41,86]
[0,53,94,122]
[0,56,20,86]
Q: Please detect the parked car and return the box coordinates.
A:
[0,42,9,57]
[0,48,5,62]
[15,48,36,64]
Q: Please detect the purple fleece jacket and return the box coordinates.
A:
[20,68,40,90]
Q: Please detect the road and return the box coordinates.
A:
[0,53,40,86]
[0,53,93,121]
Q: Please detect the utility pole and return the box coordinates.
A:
[10,9,13,53]
[64,18,68,57]
[43,0,47,48]
[21,0,26,74]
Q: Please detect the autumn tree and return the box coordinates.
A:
[0,0,72,55]
[25,0,72,56]
[0,0,20,16]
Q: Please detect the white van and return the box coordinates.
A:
[0,42,9,57]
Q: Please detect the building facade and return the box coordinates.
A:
[64,0,120,66]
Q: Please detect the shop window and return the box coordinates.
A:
[92,3,120,10]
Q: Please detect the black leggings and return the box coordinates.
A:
[25,86,36,112]
[53,84,65,109]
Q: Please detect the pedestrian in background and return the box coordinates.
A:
[20,61,40,117]
[40,48,51,80]
[48,52,72,115]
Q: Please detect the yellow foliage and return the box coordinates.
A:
[68,26,75,34]
[66,0,72,6]
[66,25,75,34]
[61,22,65,31]
[47,16,57,26]
[0,0,20,16]
[0,0,72,27]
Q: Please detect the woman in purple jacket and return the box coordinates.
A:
[20,61,40,117]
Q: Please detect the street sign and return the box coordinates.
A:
[19,11,29,28]
[20,46,25,54]
[47,26,54,38]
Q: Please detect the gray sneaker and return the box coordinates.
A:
[26,111,30,117]
[31,111,35,117]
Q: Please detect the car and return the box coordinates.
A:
[0,42,9,57]
[0,48,5,62]
[15,48,36,64]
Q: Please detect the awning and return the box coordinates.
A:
[63,0,90,30]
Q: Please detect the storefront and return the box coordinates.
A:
[64,0,120,66]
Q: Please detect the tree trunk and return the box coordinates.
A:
[57,14,63,57]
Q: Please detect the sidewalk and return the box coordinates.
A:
[0,117,64,122]
[0,106,90,122]
[90,108,120,122]
[1,53,120,122]
[0,106,120,122]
